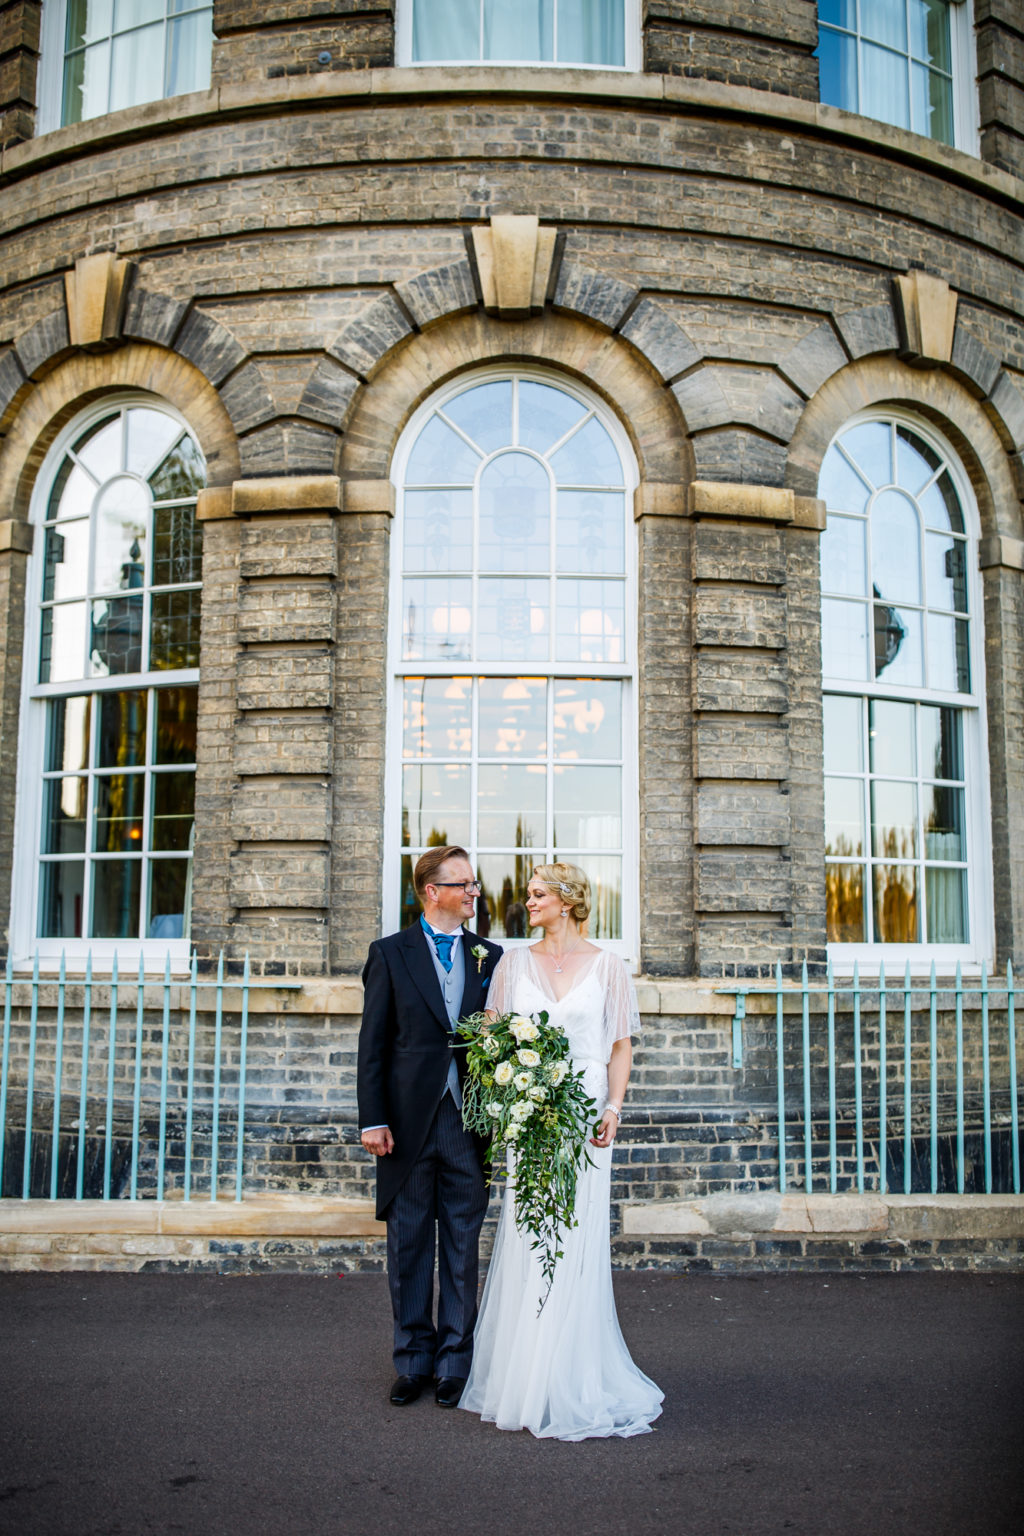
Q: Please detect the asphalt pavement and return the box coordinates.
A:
[2,1270,1021,1536]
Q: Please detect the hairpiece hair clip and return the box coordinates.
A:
[558,882,573,894]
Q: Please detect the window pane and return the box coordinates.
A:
[873,864,918,943]
[819,1,857,26]
[825,776,864,858]
[925,532,967,613]
[114,0,165,26]
[871,490,921,605]
[556,491,625,575]
[860,41,910,131]
[862,0,906,50]
[826,863,865,942]
[148,859,189,938]
[90,593,143,675]
[549,416,622,486]
[555,578,624,663]
[841,422,891,489]
[166,9,212,96]
[442,381,512,456]
[477,578,549,662]
[40,601,88,684]
[399,855,420,929]
[43,778,89,854]
[927,613,970,694]
[924,784,964,861]
[926,867,967,943]
[478,676,546,756]
[402,763,470,846]
[93,477,149,593]
[822,597,869,682]
[149,433,205,500]
[150,588,201,669]
[919,470,963,533]
[91,859,142,938]
[873,602,922,686]
[94,772,145,852]
[98,689,147,767]
[821,513,866,596]
[476,853,537,938]
[553,853,621,939]
[518,382,587,454]
[869,699,916,776]
[74,415,122,481]
[44,522,90,602]
[896,425,941,496]
[47,695,92,773]
[151,771,195,850]
[553,765,621,847]
[477,763,546,846]
[553,679,621,759]
[405,415,481,485]
[403,490,473,574]
[557,0,624,66]
[402,578,472,661]
[820,444,870,515]
[403,677,472,757]
[910,0,951,70]
[152,503,201,586]
[818,25,857,111]
[478,453,550,573]
[126,408,180,478]
[484,0,552,61]
[912,62,953,144]
[823,693,863,773]
[412,0,477,61]
[154,685,198,763]
[66,0,112,48]
[919,705,962,781]
[64,40,111,124]
[49,460,96,521]
[871,780,917,859]
[109,24,164,112]
[39,861,84,938]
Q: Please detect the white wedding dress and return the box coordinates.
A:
[460,945,664,1441]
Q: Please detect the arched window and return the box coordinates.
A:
[387,371,638,956]
[14,399,204,960]
[819,414,990,965]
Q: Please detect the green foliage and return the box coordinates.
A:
[457,1007,595,1307]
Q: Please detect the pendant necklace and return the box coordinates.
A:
[546,933,583,974]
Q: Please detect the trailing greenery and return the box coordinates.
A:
[457,1008,595,1305]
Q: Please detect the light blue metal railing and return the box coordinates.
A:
[721,961,1020,1198]
[0,951,300,1202]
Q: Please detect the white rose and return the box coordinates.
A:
[505,1123,521,1141]
[510,1099,534,1121]
[494,1061,514,1085]
[483,1035,501,1057]
[511,1020,540,1043]
[486,1102,503,1118]
[517,1049,541,1068]
[548,1060,568,1086]
[529,1085,548,1101]
[513,1071,532,1091]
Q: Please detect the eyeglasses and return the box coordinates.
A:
[433,880,483,894]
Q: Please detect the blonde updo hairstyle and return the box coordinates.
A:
[532,862,591,928]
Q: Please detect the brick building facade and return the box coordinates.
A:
[0,2,1022,1267]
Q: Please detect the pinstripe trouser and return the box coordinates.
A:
[385,1092,488,1378]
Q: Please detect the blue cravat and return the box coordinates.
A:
[431,932,454,972]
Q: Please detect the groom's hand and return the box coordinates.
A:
[361,1127,394,1157]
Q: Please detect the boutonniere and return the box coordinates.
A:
[472,944,488,974]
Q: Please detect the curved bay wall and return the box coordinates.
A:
[1,71,1023,980]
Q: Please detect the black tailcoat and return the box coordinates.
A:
[357,923,503,1219]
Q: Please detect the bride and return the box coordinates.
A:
[460,862,664,1441]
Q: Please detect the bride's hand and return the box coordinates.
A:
[590,1108,618,1148]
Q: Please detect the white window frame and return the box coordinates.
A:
[820,407,993,977]
[36,0,214,137]
[10,394,203,974]
[817,0,980,156]
[383,366,640,963]
[396,0,642,72]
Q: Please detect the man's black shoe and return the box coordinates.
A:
[389,1374,430,1406]
[434,1376,467,1409]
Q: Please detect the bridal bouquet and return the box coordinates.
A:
[456,1009,595,1301]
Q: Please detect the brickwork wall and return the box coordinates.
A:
[0,0,38,147]
[976,0,1024,179]
[643,0,819,99]
[0,538,27,949]
[211,0,394,87]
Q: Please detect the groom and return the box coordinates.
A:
[358,845,502,1408]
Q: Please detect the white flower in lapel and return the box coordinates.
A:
[471,943,488,974]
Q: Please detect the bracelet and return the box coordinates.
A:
[605,1103,622,1120]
